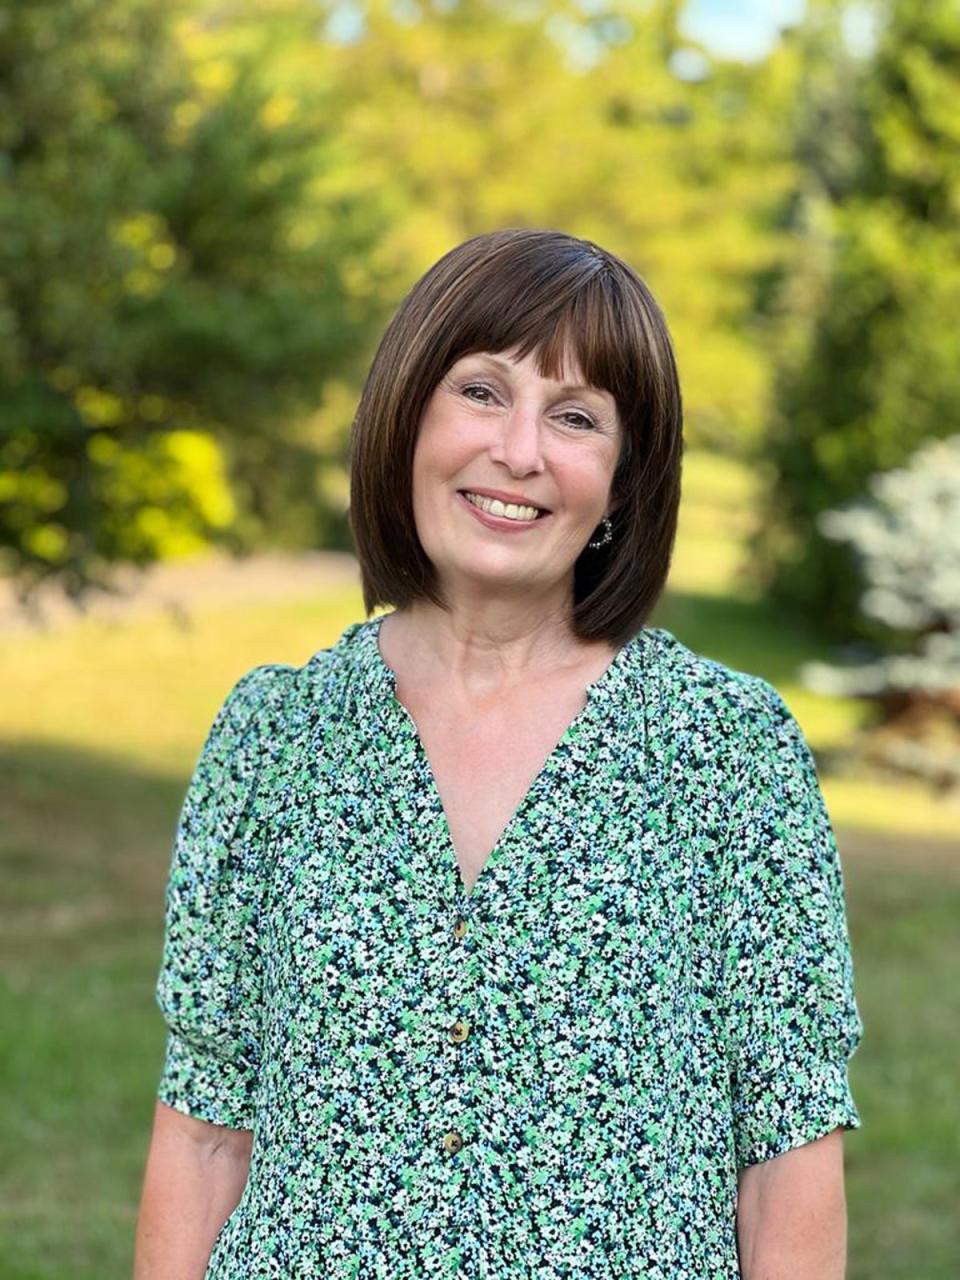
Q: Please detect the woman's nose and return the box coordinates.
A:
[492,404,544,469]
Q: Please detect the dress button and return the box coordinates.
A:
[442,1130,464,1155]
[453,916,468,940]
[448,1018,471,1044]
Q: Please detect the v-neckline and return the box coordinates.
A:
[364,612,640,905]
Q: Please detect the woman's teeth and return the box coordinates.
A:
[463,491,544,522]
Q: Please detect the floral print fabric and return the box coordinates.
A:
[155,614,864,1279]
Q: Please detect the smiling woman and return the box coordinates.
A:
[347,227,683,646]
[136,229,863,1280]
[404,337,631,617]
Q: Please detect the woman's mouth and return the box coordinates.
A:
[456,490,551,530]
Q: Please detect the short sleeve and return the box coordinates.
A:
[719,679,864,1170]
[155,663,291,1130]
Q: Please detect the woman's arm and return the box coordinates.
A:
[133,1101,253,1280]
[736,1127,848,1280]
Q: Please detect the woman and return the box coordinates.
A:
[134,228,864,1279]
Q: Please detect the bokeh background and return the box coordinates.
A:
[1,1,958,1275]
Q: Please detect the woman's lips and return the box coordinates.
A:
[455,490,551,532]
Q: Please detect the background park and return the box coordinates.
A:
[1,0,958,1276]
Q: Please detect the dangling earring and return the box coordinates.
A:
[587,516,613,549]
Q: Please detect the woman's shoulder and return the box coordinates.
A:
[222,618,387,752]
[643,629,821,839]
[210,661,301,750]
[225,617,377,724]
[643,626,789,742]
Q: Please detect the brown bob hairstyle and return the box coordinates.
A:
[348,227,683,648]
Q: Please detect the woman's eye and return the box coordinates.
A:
[461,383,495,403]
[562,410,597,431]
[458,383,595,430]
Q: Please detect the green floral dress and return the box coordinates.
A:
[155,614,864,1279]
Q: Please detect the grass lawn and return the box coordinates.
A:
[1,450,957,1277]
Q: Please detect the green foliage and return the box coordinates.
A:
[749,0,960,638]
[0,0,388,603]
[309,0,797,453]
[19,0,949,627]
[1,0,810,608]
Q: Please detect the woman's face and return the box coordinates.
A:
[410,343,623,603]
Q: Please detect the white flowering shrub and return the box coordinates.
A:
[800,435,960,791]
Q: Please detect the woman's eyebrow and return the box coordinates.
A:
[466,353,609,399]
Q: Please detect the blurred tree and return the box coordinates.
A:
[746,0,960,640]
[0,0,388,610]
[305,0,798,455]
[0,0,812,611]
[801,435,960,795]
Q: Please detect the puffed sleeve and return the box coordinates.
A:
[718,678,864,1170]
[155,663,290,1130]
